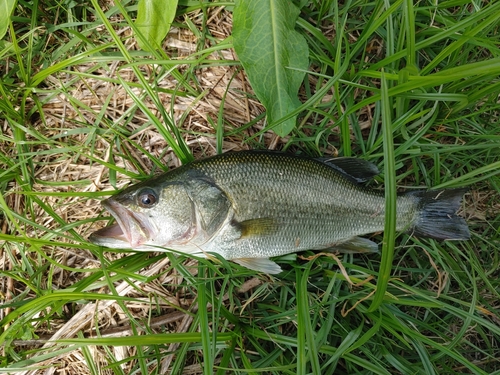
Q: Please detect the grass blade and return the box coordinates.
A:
[368,71,397,312]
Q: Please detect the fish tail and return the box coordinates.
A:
[409,188,470,240]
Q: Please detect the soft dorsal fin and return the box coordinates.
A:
[316,157,380,183]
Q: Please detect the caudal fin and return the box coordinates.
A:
[409,188,470,240]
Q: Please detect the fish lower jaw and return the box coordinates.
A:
[135,242,208,257]
[127,229,150,248]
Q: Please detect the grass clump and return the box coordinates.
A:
[1,0,499,374]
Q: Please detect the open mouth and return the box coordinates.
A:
[89,198,154,249]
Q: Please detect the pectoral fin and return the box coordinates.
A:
[233,258,282,274]
[236,218,278,238]
[328,236,379,254]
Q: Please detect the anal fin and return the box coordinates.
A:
[327,236,379,254]
[233,258,282,274]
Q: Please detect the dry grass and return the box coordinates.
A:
[2,1,500,374]
[1,7,262,374]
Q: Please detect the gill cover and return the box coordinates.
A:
[183,174,232,243]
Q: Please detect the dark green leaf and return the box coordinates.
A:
[135,0,178,51]
[233,0,309,136]
[0,0,17,40]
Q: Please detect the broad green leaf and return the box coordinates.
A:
[135,0,178,52]
[0,0,17,40]
[233,0,309,136]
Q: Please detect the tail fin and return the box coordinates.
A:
[409,188,470,240]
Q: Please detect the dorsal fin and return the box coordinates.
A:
[316,157,380,183]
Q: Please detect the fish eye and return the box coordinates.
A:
[137,188,158,208]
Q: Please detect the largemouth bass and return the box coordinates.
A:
[90,151,470,274]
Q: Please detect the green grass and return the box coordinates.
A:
[1,0,500,374]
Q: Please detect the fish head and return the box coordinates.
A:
[90,181,197,250]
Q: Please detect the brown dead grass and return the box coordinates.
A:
[0,6,272,374]
[2,3,353,372]
[2,4,497,374]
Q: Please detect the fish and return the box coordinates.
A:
[89,151,470,274]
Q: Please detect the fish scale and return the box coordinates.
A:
[90,151,470,274]
[188,152,411,257]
